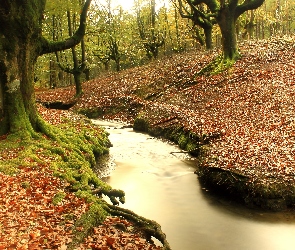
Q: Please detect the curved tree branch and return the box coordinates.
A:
[177,0,193,19]
[235,0,265,19]
[39,0,91,55]
[192,0,220,13]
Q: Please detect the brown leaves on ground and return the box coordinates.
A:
[81,217,161,249]
[0,106,162,249]
[0,166,88,249]
[0,165,160,249]
[36,36,295,185]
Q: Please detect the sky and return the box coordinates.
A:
[112,0,134,10]
[95,0,171,12]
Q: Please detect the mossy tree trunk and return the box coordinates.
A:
[217,4,239,61]
[191,0,265,62]
[136,0,164,60]
[204,26,213,50]
[55,10,87,97]
[178,0,215,50]
[0,0,91,136]
[67,11,88,97]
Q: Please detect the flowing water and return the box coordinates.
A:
[93,120,295,250]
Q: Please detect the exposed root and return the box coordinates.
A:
[103,204,171,250]
[32,115,170,248]
[196,54,240,76]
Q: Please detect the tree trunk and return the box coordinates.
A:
[115,59,120,72]
[204,27,213,50]
[0,0,91,136]
[217,6,239,61]
[84,68,90,81]
[0,0,42,137]
[0,62,8,135]
[74,72,83,96]
[0,73,4,117]
[0,40,39,136]
[174,7,181,51]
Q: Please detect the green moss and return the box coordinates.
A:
[69,203,108,248]
[186,141,197,152]
[52,192,66,205]
[21,181,30,189]
[0,112,171,248]
[6,89,39,140]
[75,190,99,203]
[133,113,149,132]
[196,54,239,76]
[178,134,188,149]
[134,112,203,157]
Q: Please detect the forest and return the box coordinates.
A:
[1,0,295,249]
[36,0,294,91]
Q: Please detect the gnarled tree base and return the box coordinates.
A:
[196,53,241,76]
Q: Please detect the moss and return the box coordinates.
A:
[133,113,149,132]
[134,113,204,157]
[21,181,30,189]
[75,190,99,203]
[186,141,198,152]
[178,134,188,149]
[103,204,171,250]
[77,108,105,119]
[0,111,171,248]
[52,191,66,205]
[69,203,108,248]
[196,54,239,76]
[196,165,295,211]
[6,88,39,140]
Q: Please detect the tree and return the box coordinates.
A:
[0,0,91,136]
[55,9,88,96]
[192,0,265,67]
[176,0,215,50]
[241,9,256,39]
[136,0,164,59]
[91,1,126,72]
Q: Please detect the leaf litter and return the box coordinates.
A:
[30,36,295,246]
[0,106,161,249]
[37,37,295,185]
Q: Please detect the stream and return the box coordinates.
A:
[93,120,295,250]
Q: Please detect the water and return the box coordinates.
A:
[93,120,295,250]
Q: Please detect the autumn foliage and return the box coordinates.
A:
[0,107,162,248]
[3,35,294,248]
[37,37,295,209]
[0,166,88,249]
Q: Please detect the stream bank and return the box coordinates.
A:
[0,104,171,249]
[39,86,295,211]
[37,39,295,211]
[131,111,295,211]
[94,119,295,250]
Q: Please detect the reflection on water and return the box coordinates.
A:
[93,120,295,250]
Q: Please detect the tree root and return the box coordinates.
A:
[33,116,170,248]
[196,54,239,76]
[103,204,171,250]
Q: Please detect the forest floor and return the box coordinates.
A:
[0,106,162,249]
[37,36,295,211]
[1,36,295,248]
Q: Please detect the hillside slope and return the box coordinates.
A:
[37,37,295,210]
